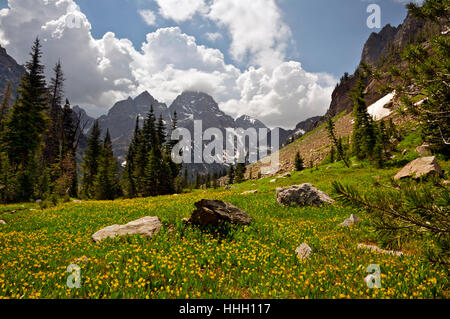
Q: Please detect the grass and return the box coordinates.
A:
[0,161,448,299]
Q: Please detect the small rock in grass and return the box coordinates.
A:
[357,244,404,256]
[295,243,313,260]
[340,214,361,227]
[278,173,291,179]
[242,190,258,195]
[0,220,6,225]
[92,216,162,243]
[270,179,278,183]
[415,143,432,157]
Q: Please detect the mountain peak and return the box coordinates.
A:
[235,115,267,130]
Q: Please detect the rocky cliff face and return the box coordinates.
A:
[0,45,25,97]
[325,13,426,118]
[361,24,399,65]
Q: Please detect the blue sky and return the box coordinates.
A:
[0,0,413,128]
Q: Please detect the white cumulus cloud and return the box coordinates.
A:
[139,9,157,26]
[154,0,206,23]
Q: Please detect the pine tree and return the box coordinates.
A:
[123,117,140,198]
[60,99,79,197]
[81,120,102,198]
[326,117,350,168]
[44,61,65,166]
[4,38,48,168]
[228,165,235,185]
[144,147,164,196]
[94,130,120,200]
[156,113,166,146]
[0,152,16,203]
[294,151,304,171]
[0,82,12,134]
[330,146,335,164]
[168,111,178,150]
[235,163,246,184]
[351,77,376,160]
[3,38,48,201]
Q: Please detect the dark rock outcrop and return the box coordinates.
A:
[186,199,252,226]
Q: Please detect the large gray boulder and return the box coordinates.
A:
[92,216,162,242]
[276,184,334,207]
[186,199,252,226]
[394,156,442,180]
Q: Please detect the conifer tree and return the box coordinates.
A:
[94,130,120,200]
[228,165,235,185]
[156,113,166,146]
[44,61,65,166]
[3,38,48,201]
[294,151,304,171]
[326,117,350,168]
[351,77,376,160]
[4,38,48,168]
[123,117,140,198]
[81,120,102,198]
[235,163,246,184]
[0,82,12,133]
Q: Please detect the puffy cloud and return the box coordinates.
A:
[205,32,222,42]
[138,10,156,26]
[220,62,336,129]
[0,0,336,128]
[154,0,206,23]
[207,0,292,68]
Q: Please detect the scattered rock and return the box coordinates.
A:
[224,185,237,190]
[36,199,42,205]
[443,180,450,186]
[0,220,6,225]
[92,216,162,243]
[295,243,313,260]
[72,200,83,203]
[242,190,258,195]
[394,156,442,180]
[270,179,278,183]
[186,199,252,226]
[415,143,432,157]
[276,184,334,207]
[278,173,291,179]
[402,149,408,156]
[340,214,361,227]
[358,244,404,256]
[326,166,333,170]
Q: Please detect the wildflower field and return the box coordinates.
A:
[0,162,448,299]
